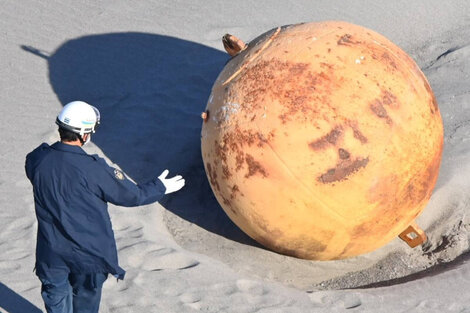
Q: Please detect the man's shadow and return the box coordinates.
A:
[0,282,43,313]
[22,32,258,246]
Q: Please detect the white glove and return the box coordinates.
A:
[158,169,185,194]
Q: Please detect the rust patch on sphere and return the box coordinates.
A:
[245,154,268,178]
[369,90,400,124]
[214,125,274,179]
[337,34,359,46]
[370,99,393,125]
[381,90,399,108]
[206,163,220,192]
[347,121,369,144]
[222,165,231,179]
[338,148,350,160]
[309,126,343,150]
[381,52,398,70]
[353,128,368,144]
[318,157,369,184]
[230,184,242,199]
[235,59,335,124]
[310,123,368,151]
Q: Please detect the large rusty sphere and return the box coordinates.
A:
[201,21,443,260]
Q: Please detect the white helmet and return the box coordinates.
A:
[56,101,100,136]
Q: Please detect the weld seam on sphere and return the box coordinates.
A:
[223,27,281,86]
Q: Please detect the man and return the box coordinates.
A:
[25,101,185,313]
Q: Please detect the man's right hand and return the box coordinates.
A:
[158,169,185,194]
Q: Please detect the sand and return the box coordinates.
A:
[1,0,470,312]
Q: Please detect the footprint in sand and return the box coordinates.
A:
[140,248,199,271]
[127,226,144,239]
[113,223,145,241]
[3,216,35,233]
[178,291,203,310]
[308,291,362,309]
[236,279,266,296]
[1,247,32,262]
[0,261,21,272]
[209,282,238,297]
[180,292,201,304]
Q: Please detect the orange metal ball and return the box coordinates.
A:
[201,21,443,260]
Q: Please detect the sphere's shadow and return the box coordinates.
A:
[22,33,258,246]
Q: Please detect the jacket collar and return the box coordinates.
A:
[51,141,87,155]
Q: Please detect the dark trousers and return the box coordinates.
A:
[38,271,108,313]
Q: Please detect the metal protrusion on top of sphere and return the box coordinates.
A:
[222,34,247,56]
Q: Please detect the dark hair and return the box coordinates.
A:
[58,127,81,142]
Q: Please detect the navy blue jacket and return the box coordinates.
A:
[25,142,166,279]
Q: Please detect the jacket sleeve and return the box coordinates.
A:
[90,157,166,207]
[25,143,50,182]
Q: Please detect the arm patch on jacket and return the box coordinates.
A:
[114,169,125,180]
